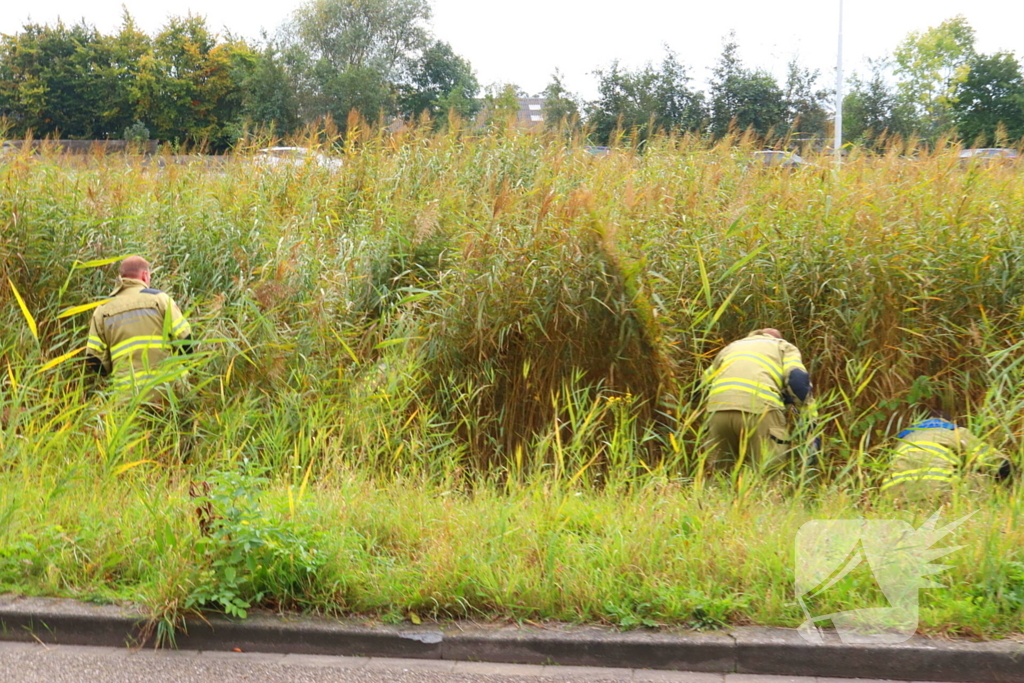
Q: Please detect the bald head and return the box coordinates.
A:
[760,328,783,339]
[120,256,151,285]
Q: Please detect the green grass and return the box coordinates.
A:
[1,126,1022,637]
[2,460,1021,638]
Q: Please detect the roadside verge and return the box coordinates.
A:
[0,595,1021,682]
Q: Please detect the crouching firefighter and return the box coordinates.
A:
[701,328,814,473]
[881,409,1012,504]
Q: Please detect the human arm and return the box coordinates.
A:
[163,295,194,355]
[959,428,1012,481]
[700,348,727,395]
[85,313,111,376]
[780,342,812,407]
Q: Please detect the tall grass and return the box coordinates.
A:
[1,127,1022,635]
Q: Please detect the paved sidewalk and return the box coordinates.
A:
[0,642,910,683]
[1,596,1021,682]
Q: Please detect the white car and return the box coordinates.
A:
[752,150,810,168]
[958,148,1019,167]
[254,147,343,171]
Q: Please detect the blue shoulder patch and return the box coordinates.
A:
[897,418,957,440]
[140,288,163,295]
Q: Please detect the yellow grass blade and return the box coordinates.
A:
[325,326,359,363]
[374,336,421,349]
[56,299,110,319]
[9,279,38,340]
[339,337,359,363]
[567,451,601,488]
[694,245,713,308]
[39,347,85,373]
[113,459,161,476]
[297,456,314,505]
[73,255,129,269]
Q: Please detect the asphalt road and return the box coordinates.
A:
[0,641,918,683]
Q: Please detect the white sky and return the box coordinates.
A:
[3,1,1022,100]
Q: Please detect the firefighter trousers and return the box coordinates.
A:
[705,409,789,473]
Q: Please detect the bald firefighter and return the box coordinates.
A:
[882,410,1011,503]
[85,256,193,398]
[701,328,813,471]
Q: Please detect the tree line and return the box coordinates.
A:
[1,3,1022,150]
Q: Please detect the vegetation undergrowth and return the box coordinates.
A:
[1,126,1022,638]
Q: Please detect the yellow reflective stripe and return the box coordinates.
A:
[881,467,956,491]
[112,341,168,360]
[708,379,784,407]
[783,358,806,372]
[913,441,959,465]
[720,352,783,384]
[895,440,959,466]
[87,336,107,352]
[172,317,190,334]
[112,372,159,388]
[110,335,164,354]
[972,443,1001,464]
[110,335,169,360]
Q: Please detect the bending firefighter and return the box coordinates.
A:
[85,255,193,399]
[702,328,813,471]
[881,409,1011,502]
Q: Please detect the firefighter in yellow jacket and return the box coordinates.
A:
[881,410,1011,503]
[701,328,813,471]
[85,255,193,397]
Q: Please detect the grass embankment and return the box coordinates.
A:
[1,129,1023,637]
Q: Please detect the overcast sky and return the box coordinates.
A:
[3,0,1022,100]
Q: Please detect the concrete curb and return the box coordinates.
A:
[0,595,1021,682]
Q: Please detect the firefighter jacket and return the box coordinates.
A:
[86,277,192,388]
[702,331,810,415]
[881,418,1008,493]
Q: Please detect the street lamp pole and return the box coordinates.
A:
[834,0,844,164]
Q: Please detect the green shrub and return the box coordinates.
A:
[185,464,324,618]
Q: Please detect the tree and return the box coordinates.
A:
[135,15,253,148]
[103,13,153,138]
[653,50,706,133]
[288,0,429,78]
[399,40,479,125]
[239,40,301,135]
[311,61,395,125]
[709,35,786,140]
[587,49,705,144]
[0,21,118,138]
[893,15,976,139]
[842,60,918,150]
[480,82,524,126]
[282,0,431,124]
[952,52,1024,146]
[783,60,830,143]
[540,70,580,132]
[0,13,267,147]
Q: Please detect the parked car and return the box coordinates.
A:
[958,148,1019,167]
[254,147,343,171]
[583,145,611,157]
[752,150,811,168]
